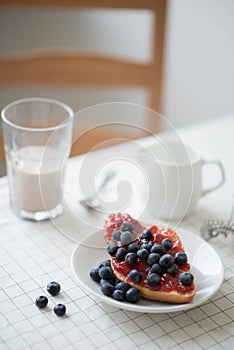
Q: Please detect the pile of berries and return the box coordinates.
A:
[109,225,194,288]
[90,223,194,304]
[90,260,141,303]
[35,281,66,316]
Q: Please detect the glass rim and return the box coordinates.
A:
[1,97,73,132]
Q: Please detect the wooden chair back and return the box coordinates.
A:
[0,0,167,167]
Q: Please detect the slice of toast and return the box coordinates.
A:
[104,213,195,304]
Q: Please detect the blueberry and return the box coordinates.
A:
[174,252,188,266]
[150,244,166,255]
[159,254,173,268]
[179,272,194,286]
[137,248,149,260]
[167,264,179,275]
[35,295,48,309]
[54,303,66,316]
[141,242,153,251]
[128,270,142,283]
[147,273,161,287]
[162,238,173,250]
[47,281,61,296]
[125,252,137,266]
[151,263,163,275]
[100,277,116,286]
[121,221,133,232]
[120,231,133,245]
[97,260,111,269]
[112,289,124,301]
[101,282,115,296]
[99,266,113,280]
[90,268,101,283]
[107,242,118,256]
[126,288,141,303]
[142,228,153,240]
[115,281,130,293]
[128,242,139,253]
[112,230,121,241]
[147,253,160,266]
[115,247,128,261]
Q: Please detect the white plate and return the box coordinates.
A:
[71,229,224,313]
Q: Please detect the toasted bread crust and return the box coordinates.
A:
[112,263,195,304]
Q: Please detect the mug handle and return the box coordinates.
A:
[201,159,225,196]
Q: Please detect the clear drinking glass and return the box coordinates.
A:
[1,97,73,221]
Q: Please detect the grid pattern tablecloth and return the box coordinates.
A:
[1,115,234,350]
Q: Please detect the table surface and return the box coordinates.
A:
[0,115,234,350]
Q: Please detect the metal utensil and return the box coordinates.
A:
[200,199,234,241]
[79,170,116,210]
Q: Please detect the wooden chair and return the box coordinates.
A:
[0,0,167,165]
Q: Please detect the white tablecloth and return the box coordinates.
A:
[0,115,233,349]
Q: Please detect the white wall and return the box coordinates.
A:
[163,0,234,127]
[0,0,234,129]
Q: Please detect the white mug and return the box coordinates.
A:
[138,141,225,221]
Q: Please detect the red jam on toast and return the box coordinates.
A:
[104,213,195,304]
